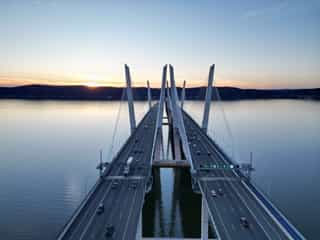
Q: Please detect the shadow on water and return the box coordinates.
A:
[143,168,215,238]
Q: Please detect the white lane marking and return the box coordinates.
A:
[225,180,273,240]
[94,179,130,240]
[79,181,114,240]
[105,176,145,180]
[59,181,100,240]
[242,181,294,240]
[66,114,154,239]
[199,176,238,181]
[237,181,283,240]
[67,182,109,240]
[203,182,232,240]
[122,184,139,239]
[198,131,272,240]
[231,224,236,231]
[198,182,222,240]
[191,120,296,239]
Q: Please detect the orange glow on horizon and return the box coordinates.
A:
[0,75,317,90]
[84,82,101,88]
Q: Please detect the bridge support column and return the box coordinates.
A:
[172,127,182,160]
[154,131,163,162]
[136,212,142,240]
[201,197,209,240]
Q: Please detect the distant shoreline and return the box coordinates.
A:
[0,85,319,101]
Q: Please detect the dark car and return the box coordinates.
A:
[111,181,118,189]
[96,203,104,215]
[131,181,137,189]
[105,225,115,238]
[240,217,249,228]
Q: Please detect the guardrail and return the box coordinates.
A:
[56,180,101,239]
[243,181,305,240]
[182,110,305,240]
[57,107,156,239]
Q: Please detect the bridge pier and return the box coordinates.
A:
[201,197,209,240]
[136,212,142,240]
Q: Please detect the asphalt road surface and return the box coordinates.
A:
[58,106,158,240]
[183,111,290,240]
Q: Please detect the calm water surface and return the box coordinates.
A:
[0,99,319,239]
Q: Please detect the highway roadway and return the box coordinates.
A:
[182,111,290,240]
[58,105,158,240]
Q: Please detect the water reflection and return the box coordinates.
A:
[143,168,202,238]
[0,100,319,239]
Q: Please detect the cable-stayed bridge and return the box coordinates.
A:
[57,65,305,240]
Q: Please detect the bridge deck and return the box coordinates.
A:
[58,106,158,240]
[183,111,292,240]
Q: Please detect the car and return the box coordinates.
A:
[218,188,223,195]
[240,217,249,228]
[131,182,137,189]
[105,225,115,238]
[111,181,118,189]
[211,190,217,197]
[96,203,104,215]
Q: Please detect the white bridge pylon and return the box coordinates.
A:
[166,64,215,240]
[125,64,216,240]
[124,64,137,133]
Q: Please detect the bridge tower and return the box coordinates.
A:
[152,65,167,164]
[168,65,212,240]
[202,64,215,133]
[181,80,186,109]
[125,64,137,133]
[147,80,152,109]
[166,76,183,160]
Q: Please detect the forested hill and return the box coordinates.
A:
[0,85,319,100]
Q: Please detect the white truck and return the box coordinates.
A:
[124,156,133,176]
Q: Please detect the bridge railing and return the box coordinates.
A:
[182,109,306,240]
[57,106,156,239]
[56,180,101,239]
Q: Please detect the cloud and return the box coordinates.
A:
[243,1,289,18]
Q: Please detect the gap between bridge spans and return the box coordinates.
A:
[104,176,145,180]
[142,238,217,240]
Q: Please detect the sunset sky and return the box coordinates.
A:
[0,0,319,89]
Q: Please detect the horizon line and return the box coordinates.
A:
[0,83,319,91]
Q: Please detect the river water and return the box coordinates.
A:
[0,99,319,239]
